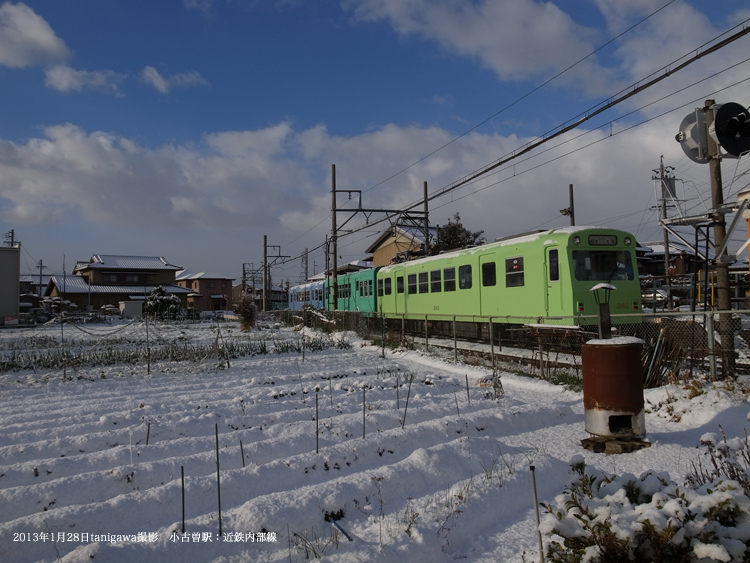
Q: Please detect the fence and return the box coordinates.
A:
[276,308,750,384]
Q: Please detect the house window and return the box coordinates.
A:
[418,272,429,293]
[459,265,472,289]
[125,274,140,282]
[505,257,524,287]
[407,274,417,295]
[482,262,496,287]
[443,268,456,292]
[102,274,117,282]
[430,270,441,292]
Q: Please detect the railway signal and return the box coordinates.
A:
[676,102,750,162]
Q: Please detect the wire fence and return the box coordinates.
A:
[276,308,750,385]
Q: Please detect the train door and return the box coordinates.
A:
[545,247,562,315]
[479,254,498,316]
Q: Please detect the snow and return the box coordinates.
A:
[0,320,748,563]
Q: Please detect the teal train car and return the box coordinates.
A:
[325,267,381,313]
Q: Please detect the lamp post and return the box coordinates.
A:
[590,283,616,339]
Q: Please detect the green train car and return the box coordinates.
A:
[375,227,641,324]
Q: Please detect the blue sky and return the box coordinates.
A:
[1,0,749,285]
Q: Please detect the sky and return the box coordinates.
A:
[1,0,750,285]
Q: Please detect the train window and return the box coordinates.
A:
[430,270,441,292]
[397,276,404,294]
[444,268,456,291]
[367,280,373,296]
[482,262,496,287]
[377,279,384,297]
[549,249,559,282]
[459,265,472,289]
[572,250,634,281]
[408,274,417,294]
[419,272,429,293]
[505,257,525,287]
[385,278,392,295]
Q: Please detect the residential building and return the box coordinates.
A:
[0,245,20,325]
[176,270,235,312]
[44,255,191,312]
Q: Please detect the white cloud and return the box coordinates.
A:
[140,66,209,94]
[344,0,613,93]
[0,2,69,67]
[44,64,127,94]
[1,116,742,272]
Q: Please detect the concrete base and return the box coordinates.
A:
[584,408,646,438]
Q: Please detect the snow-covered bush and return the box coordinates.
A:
[541,453,750,562]
[235,292,257,330]
[144,286,182,320]
[686,429,750,498]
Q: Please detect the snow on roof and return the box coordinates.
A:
[81,255,182,270]
[175,269,235,281]
[49,275,192,294]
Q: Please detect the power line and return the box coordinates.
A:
[360,0,679,195]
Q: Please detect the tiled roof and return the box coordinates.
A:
[79,255,182,271]
[49,275,192,295]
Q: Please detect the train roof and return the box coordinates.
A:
[378,226,635,272]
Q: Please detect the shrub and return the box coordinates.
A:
[235,293,257,331]
[541,451,750,562]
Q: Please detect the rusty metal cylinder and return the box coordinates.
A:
[582,337,646,438]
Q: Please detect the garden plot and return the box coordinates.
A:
[0,321,748,562]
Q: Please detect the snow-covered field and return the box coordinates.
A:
[0,319,748,563]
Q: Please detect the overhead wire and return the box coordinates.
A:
[278,14,750,280]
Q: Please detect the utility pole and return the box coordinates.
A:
[263,236,268,313]
[38,259,47,297]
[559,185,575,225]
[262,238,288,313]
[423,181,430,255]
[331,164,338,311]
[3,229,16,247]
[705,99,735,377]
[653,157,675,310]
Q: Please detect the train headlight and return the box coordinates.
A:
[572,236,581,245]
[624,237,632,246]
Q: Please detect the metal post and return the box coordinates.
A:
[215,424,223,536]
[489,318,496,373]
[181,466,185,534]
[453,316,458,361]
[530,466,545,563]
[424,316,428,351]
[706,313,717,380]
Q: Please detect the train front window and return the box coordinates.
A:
[572,250,634,281]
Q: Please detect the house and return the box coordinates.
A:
[44,254,191,312]
[232,283,287,311]
[176,270,235,312]
[641,240,708,276]
[365,225,434,267]
[0,245,20,325]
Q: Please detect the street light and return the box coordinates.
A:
[590,283,616,339]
